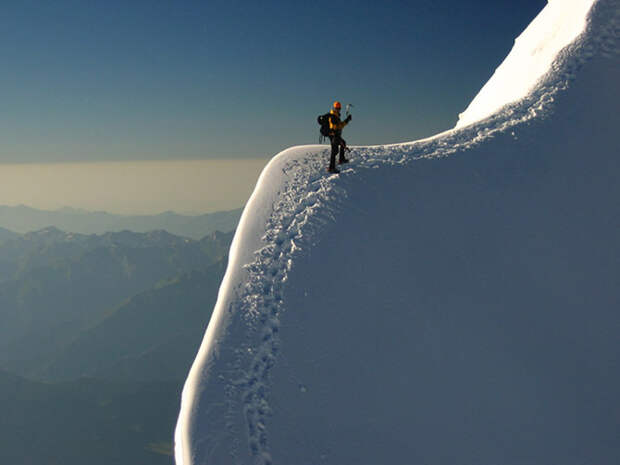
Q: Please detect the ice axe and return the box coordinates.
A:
[345,103,354,118]
[343,104,354,156]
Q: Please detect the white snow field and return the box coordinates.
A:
[176,0,619,464]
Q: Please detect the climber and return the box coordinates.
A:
[326,101,351,173]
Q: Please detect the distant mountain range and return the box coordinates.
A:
[0,225,233,464]
[0,204,242,239]
[42,261,227,382]
[0,226,232,379]
[0,226,18,243]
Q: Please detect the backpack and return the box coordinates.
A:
[317,113,332,137]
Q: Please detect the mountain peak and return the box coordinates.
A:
[176,1,620,464]
[25,226,67,238]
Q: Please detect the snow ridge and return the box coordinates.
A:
[220,2,617,460]
[175,0,618,463]
[230,155,347,463]
[455,0,598,128]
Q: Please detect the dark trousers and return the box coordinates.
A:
[329,134,347,169]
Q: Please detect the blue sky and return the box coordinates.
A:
[0,0,546,163]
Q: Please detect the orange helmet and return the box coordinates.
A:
[333,101,342,110]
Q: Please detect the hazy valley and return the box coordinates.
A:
[0,219,234,464]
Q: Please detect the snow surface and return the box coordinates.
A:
[456,0,598,129]
[175,0,620,464]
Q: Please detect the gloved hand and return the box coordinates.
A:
[345,114,352,123]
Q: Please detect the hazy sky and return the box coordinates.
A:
[0,0,546,214]
[0,159,269,214]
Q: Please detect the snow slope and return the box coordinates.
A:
[176,1,620,464]
[456,0,598,128]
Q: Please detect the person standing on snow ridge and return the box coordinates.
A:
[327,101,351,173]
